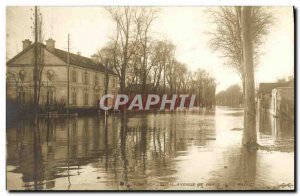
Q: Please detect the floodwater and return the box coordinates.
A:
[6,107,294,191]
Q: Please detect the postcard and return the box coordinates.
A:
[6,6,295,191]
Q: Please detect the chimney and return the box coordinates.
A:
[22,39,32,50]
[91,54,98,63]
[46,38,55,52]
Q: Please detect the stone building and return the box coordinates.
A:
[6,39,118,111]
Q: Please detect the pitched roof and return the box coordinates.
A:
[6,42,34,65]
[7,42,117,75]
[258,82,290,94]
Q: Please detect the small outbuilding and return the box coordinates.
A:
[270,87,294,119]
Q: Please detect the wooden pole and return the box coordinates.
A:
[67,34,70,115]
[34,6,38,121]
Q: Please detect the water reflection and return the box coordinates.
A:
[258,111,294,149]
[6,107,294,190]
[206,146,258,190]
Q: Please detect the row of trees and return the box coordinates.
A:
[216,84,243,107]
[96,7,216,107]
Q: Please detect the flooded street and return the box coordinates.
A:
[6,107,294,190]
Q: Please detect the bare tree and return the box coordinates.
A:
[31,7,45,108]
[105,7,141,93]
[216,84,243,106]
[100,11,217,105]
[208,6,274,94]
[208,6,273,145]
[135,8,160,92]
[149,40,173,93]
[97,46,114,99]
[149,41,164,93]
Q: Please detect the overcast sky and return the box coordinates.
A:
[6,6,294,92]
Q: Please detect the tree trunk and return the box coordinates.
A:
[163,63,166,94]
[104,61,110,108]
[241,6,257,146]
[120,67,125,94]
[142,71,147,94]
[142,34,148,94]
[242,76,245,98]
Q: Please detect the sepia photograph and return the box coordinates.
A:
[5,5,295,191]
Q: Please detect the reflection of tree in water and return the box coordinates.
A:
[13,120,46,190]
[32,121,44,190]
[258,111,294,153]
[258,111,272,136]
[7,113,216,190]
[259,111,294,140]
[208,147,258,190]
[93,113,186,190]
[240,148,257,187]
[70,119,78,159]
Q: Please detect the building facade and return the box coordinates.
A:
[6,39,118,111]
[270,87,294,118]
[257,82,291,111]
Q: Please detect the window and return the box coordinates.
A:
[32,69,40,81]
[112,78,116,88]
[19,70,25,82]
[47,70,54,81]
[71,70,77,83]
[83,89,89,105]
[94,75,99,86]
[83,72,89,85]
[71,88,77,105]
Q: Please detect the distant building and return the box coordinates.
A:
[6,39,118,111]
[257,82,291,111]
[270,87,294,118]
[125,83,155,95]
